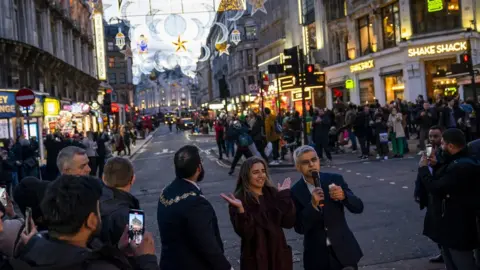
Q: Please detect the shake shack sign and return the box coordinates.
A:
[408,41,467,57]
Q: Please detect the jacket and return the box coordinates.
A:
[387,113,405,138]
[229,187,296,270]
[311,115,331,145]
[264,114,280,142]
[291,173,364,270]
[157,178,231,270]
[419,148,480,250]
[99,186,140,246]
[12,233,158,270]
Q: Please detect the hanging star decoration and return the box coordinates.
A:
[120,45,133,60]
[217,0,245,12]
[215,42,230,56]
[173,36,188,52]
[249,0,267,15]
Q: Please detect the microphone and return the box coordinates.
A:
[311,171,324,207]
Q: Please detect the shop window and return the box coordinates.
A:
[384,74,404,103]
[425,58,458,100]
[108,57,115,68]
[381,2,401,49]
[359,78,375,105]
[411,0,461,35]
[331,87,350,104]
[108,73,116,84]
[119,73,126,84]
[358,16,374,56]
[245,26,257,40]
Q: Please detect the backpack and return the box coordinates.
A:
[238,134,250,147]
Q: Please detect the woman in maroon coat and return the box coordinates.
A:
[221,156,296,270]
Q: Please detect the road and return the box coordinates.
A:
[130,125,442,270]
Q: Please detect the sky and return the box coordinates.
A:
[102,0,219,81]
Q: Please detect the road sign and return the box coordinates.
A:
[15,88,35,107]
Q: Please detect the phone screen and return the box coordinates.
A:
[426,145,433,157]
[25,207,32,234]
[128,210,145,245]
[0,187,7,207]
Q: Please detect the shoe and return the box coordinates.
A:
[429,254,443,263]
[269,161,279,165]
[361,156,368,160]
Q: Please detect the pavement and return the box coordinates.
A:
[130,125,445,270]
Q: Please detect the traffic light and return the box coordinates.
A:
[305,64,316,86]
[283,47,299,78]
[460,53,472,69]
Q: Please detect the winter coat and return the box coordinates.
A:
[387,113,405,138]
[264,114,280,142]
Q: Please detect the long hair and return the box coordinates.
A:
[234,156,275,205]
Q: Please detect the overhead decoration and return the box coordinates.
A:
[165,14,187,37]
[228,9,246,21]
[115,28,126,50]
[213,22,229,44]
[173,36,188,52]
[216,42,230,56]
[231,29,241,45]
[136,34,149,54]
[217,0,246,12]
[198,45,211,62]
[249,0,267,15]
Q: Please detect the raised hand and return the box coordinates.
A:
[277,177,292,191]
[220,193,244,213]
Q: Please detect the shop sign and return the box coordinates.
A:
[111,103,119,113]
[408,41,467,57]
[292,90,311,101]
[350,60,374,73]
[93,12,107,81]
[428,0,443,12]
[91,101,101,111]
[44,98,60,116]
[21,97,43,117]
[345,79,355,89]
[0,92,17,118]
[70,103,90,114]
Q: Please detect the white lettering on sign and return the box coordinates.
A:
[408,41,467,57]
[0,96,8,104]
[16,95,35,101]
[350,60,374,73]
[93,12,107,81]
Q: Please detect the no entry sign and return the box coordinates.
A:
[15,88,35,107]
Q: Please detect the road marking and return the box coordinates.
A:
[402,186,408,189]
[366,175,371,178]
[338,168,343,171]
[379,178,385,181]
[356,172,361,175]
[389,182,395,185]
[346,170,351,173]
[162,149,168,153]
[216,160,230,168]
[363,162,370,164]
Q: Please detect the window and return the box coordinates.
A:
[119,73,126,84]
[247,50,253,67]
[303,0,315,25]
[411,0,461,35]
[51,18,56,53]
[245,26,257,40]
[36,11,43,49]
[108,57,115,68]
[248,76,255,85]
[115,58,126,68]
[357,16,374,56]
[325,0,346,22]
[108,73,116,84]
[382,2,401,49]
[384,74,404,103]
[108,42,114,51]
[359,78,375,105]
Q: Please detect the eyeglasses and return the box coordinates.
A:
[299,157,319,166]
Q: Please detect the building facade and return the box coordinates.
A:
[322,0,480,108]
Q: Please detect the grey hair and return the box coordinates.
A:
[293,145,317,164]
[57,146,87,172]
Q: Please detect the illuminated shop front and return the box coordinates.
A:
[0,90,18,140]
[43,98,61,135]
[58,102,92,135]
[21,95,44,140]
[273,75,325,113]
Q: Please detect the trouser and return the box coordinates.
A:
[88,156,97,177]
[391,133,404,155]
[357,136,370,156]
[216,139,226,159]
[271,139,280,160]
[230,148,253,172]
[348,128,357,150]
[254,140,268,161]
[225,140,235,157]
[442,247,477,270]
[98,156,106,178]
[315,141,332,161]
[124,143,131,156]
[327,246,358,270]
[375,140,389,156]
[419,128,428,150]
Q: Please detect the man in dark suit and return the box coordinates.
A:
[157,145,232,270]
[291,145,364,270]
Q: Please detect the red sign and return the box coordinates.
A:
[111,103,119,113]
[15,88,35,107]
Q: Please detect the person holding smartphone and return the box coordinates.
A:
[290,145,364,270]
[221,157,296,270]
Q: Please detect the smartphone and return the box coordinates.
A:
[426,144,433,157]
[25,207,32,234]
[128,209,145,245]
[0,187,7,207]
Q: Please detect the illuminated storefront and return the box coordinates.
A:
[58,102,92,135]
[43,97,61,134]
[0,91,18,140]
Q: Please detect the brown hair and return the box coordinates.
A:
[234,156,275,205]
[103,157,134,187]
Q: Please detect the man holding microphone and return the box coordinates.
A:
[291,145,364,270]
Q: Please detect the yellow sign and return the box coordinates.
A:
[44,98,60,116]
[292,90,311,101]
[350,60,374,73]
[408,41,467,57]
[93,12,107,81]
[428,0,443,12]
[345,79,355,89]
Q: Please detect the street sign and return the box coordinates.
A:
[15,88,35,107]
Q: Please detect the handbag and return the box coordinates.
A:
[379,132,389,143]
[24,158,37,168]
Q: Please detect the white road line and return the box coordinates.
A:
[402,186,408,189]
[379,178,385,181]
[389,182,395,185]
[162,149,168,153]
[356,172,361,175]
[346,170,351,173]
[366,175,371,178]
[216,160,230,168]
[338,168,343,171]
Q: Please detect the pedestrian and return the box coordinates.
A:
[228,121,253,176]
[419,128,480,270]
[417,102,435,154]
[12,175,159,270]
[291,145,364,270]
[388,106,405,158]
[312,108,333,164]
[99,157,140,246]
[96,132,110,178]
[123,127,132,156]
[221,156,296,270]
[214,120,227,160]
[264,108,281,164]
[157,145,232,270]
[44,134,64,180]
[56,146,91,176]
[82,131,98,177]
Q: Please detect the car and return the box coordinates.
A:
[180,118,194,130]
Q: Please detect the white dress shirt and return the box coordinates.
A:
[303,177,331,246]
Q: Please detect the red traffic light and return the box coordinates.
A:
[306,65,314,73]
[463,54,470,62]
